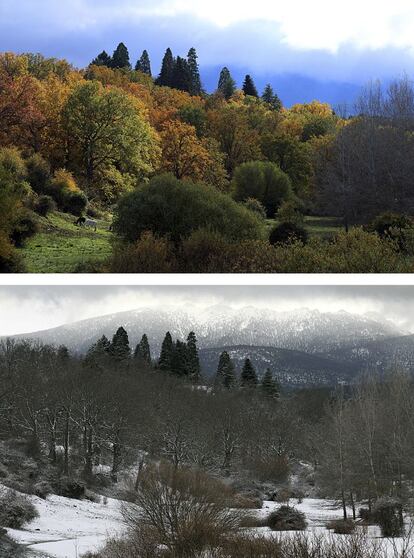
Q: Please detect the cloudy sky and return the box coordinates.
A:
[0,285,414,336]
[2,1,414,104]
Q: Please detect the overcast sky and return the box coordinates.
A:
[2,1,414,104]
[1,285,414,336]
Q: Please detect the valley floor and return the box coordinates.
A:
[4,487,407,558]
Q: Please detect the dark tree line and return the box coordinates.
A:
[90,43,282,106]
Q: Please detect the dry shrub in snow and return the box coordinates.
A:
[0,489,38,528]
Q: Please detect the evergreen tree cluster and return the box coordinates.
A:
[159,331,200,381]
[215,351,280,398]
[85,326,279,397]
[90,43,282,107]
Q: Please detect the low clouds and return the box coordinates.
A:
[1,286,414,337]
[1,0,414,98]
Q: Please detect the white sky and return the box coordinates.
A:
[138,0,414,52]
[0,286,413,336]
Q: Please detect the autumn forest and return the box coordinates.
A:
[2,43,414,273]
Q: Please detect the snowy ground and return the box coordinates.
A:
[2,485,413,558]
[1,484,125,558]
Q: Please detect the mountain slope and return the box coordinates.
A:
[199,345,358,388]
[7,306,404,357]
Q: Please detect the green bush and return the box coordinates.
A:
[62,190,88,216]
[114,173,264,244]
[367,212,414,253]
[0,490,38,528]
[266,506,307,531]
[269,222,308,245]
[233,161,292,217]
[243,197,267,219]
[10,210,38,247]
[34,195,56,217]
[26,153,51,194]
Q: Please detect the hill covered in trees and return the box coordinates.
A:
[2,44,414,272]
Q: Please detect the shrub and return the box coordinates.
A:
[110,232,177,273]
[266,505,307,531]
[56,477,85,499]
[34,195,56,217]
[0,232,24,272]
[233,161,292,217]
[32,481,52,499]
[368,212,414,253]
[276,199,305,225]
[359,507,374,522]
[10,209,38,247]
[244,197,267,219]
[63,190,88,216]
[47,169,87,215]
[26,153,50,194]
[372,497,404,538]
[124,463,241,556]
[0,490,38,528]
[247,455,290,484]
[326,519,356,534]
[269,222,308,245]
[114,173,264,244]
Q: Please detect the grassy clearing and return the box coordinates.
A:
[265,216,343,239]
[304,216,344,239]
[19,212,113,273]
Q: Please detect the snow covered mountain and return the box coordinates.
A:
[7,305,404,357]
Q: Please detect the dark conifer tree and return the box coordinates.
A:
[87,335,111,359]
[171,56,190,91]
[240,358,258,388]
[159,332,174,371]
[242,74,259,97]
[171,340,189,377]
[186,331,200,382]
[187,47,202,96]
[110,327,131,360]
[91,51,112,67]
[215,351,236,389]
[217,67,236,99]
[57,345,70,361]
[262,84,282,111]
[156,48,175,87]
[134,334,151,364]
[111,43,131,69]
[261,368,280,399]
[135,50,152,76]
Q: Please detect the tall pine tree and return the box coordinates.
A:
[111,43,131,69]
[171,340,189,377]
[240,358,258,388]
[187,47,202,96]
[91,51,112,67]
[159,332,174,371]
[262,84,282,111]
[242,74,258,97]
[215,351,236,389]
[157,48,174,87]
[171,56,190,91]
[110,327,131,360]
[261,368,280,399]
[134,334,151,364]
[186,331,200,382]
[135,50,152,76]
[87,335,111,359]
[217,67,236,99]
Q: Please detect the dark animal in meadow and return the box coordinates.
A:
[75,216,86,226]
